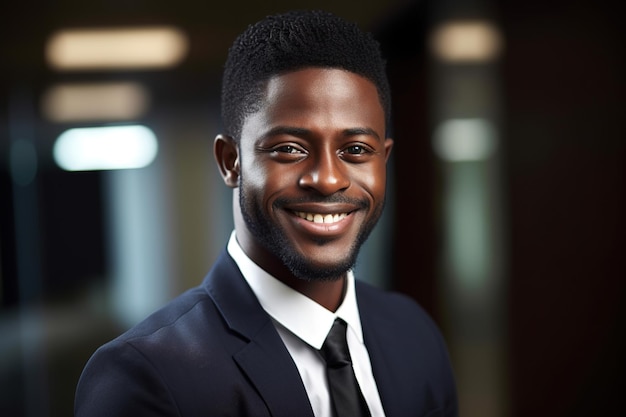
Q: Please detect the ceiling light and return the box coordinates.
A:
[46,26,188,70]
[430,20,503,63]
[42,82,149,122]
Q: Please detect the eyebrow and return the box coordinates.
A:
[263,126,381,141]
[263,126,310,138]
[344,127,381,141]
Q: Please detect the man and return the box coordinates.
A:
[75,10,458,417]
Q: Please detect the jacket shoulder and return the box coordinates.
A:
[75,251,273,416]
[355,280,459,417]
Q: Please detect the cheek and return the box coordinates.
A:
[241,158,293,199]
[354,163,387,199]
[240,154,269,189]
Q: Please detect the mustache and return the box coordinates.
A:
[273,195,370,210]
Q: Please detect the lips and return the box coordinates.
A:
[293,211,348,224]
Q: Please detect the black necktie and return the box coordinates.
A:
[319,318,371,417]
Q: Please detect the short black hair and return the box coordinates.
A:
[221,9,391,140]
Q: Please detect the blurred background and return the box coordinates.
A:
[0,0,623,416]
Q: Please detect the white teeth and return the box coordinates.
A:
[295,211,347,224]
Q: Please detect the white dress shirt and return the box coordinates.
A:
[227,231,386,417]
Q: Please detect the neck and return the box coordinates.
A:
[277,274,347,312]
[233,232,347,311]
[239,232,347,311]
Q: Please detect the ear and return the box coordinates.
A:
[384,137,394,162]
[214,134,240,188]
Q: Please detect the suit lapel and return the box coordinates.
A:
[357,283,405,417]
[234,322,315,417]
[204,251,315,417]
[360,311,399,416]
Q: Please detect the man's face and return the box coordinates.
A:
[236,67,393,281]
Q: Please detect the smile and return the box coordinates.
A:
[293,211,348,224]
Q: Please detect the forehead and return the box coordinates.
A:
[266,68,381,108]
[241,67,385,135]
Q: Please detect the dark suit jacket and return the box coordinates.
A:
[75,250,458,417]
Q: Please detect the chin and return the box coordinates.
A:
[284,253,356,282]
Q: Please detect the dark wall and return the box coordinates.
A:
[375,0,440,319]
[379,0,625,415]
[498,0,625,415]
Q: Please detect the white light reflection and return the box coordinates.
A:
[53,125,158,171]
[433,118,497,162]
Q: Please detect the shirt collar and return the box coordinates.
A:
[227,230,364,349]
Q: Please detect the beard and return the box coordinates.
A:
[238,184,384,282]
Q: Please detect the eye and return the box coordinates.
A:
[263,143,308,162]
[273,145,304,154]
[344,144,368,155]
[340,143,375,160]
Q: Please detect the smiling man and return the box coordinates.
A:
[220,67,391,308]
[75,10,458,417]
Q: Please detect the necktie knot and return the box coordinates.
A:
[320,319,351,368]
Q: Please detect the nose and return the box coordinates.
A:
[298,152,350,195]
